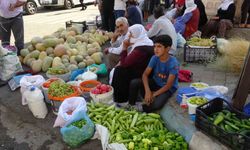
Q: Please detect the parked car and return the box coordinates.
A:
[39,0,95,9]
[23,0,41,15]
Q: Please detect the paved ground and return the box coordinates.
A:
[2,4,250,150]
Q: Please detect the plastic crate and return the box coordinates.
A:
[184,43,217,63]
[65,20,87,33]
[195,98,250,150]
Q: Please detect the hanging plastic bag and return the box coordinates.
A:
[0,52,23,81]
[20,75,45,105]
[60,110,95,148]
[54,97,87,127]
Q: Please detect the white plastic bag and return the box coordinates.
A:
[53,97,87,127]
[177,33,186,48]
[109,68,115,85]
[92,124,127,150]
[76,71,97,81]
[0,53,23,81]
[20,75,45,105]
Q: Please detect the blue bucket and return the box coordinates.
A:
[176,87,197,104]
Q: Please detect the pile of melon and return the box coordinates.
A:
[19,27,113,73]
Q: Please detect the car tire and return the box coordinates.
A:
[64,0,73,9]
[24,1,37,15]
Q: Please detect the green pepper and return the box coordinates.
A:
[213,114,224,125]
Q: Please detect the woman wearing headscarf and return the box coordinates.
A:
[112,24,154,103]
[202,0,235,38]
[174,0,200,39]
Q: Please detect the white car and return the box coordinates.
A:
[39,0,95,9]
[24,0,41,15]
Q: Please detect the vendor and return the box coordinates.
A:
[104,17,129,70]
[126,0,143,26]
[202,0,235,38]
[127,35,179,112]
[147,6,177,55]
[111,24,154,104]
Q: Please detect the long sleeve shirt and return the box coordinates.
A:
[174,12,192,35]
[147,16,177,51]
[217,4,235,22]
[108,33,129,55]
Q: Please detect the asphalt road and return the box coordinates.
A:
[0,5,103,150]
[23,5,100,43]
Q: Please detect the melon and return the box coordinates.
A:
[75,55,83,63]
[30,50,40,59]
[46,47,54,55]
[66,36,76,44]
[78,62,86,69]
[54,44,67,57]
[26,58,36,67]
[91,52,102,64]
[20,49,30,57]
[35,43,46,51]
[38,51,47,60]
[42,56,53,72]
[43,38,58,48]
[31,59,43,73]
[31,37,43,47]
[67,64,78,71]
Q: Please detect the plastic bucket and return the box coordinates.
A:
[187,101,198,114]
[42,78,64,103]
[176,87,197,104]
[79,80,101,92]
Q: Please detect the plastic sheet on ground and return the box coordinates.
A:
[92,124,127,150]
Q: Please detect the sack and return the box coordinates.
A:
[178,70,193,82]
[20,75,45,105]
[0,53,23,81]
[54,97,87,127]
[60,110,95,148]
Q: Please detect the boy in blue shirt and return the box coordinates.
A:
[128,35,179,112]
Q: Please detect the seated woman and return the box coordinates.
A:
[174,0,200,39]
[202,0,235,38]
[128,35,179,112]
[239,0,250,28]
[111,24,154,103]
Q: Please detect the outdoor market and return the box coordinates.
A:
[1,0,250,149]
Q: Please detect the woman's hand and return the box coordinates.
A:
[211,16,219,20]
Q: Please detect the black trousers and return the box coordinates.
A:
[102,9,115,32]
[79,0,87,9]
[128,78,175,113]
[241,0,250,24]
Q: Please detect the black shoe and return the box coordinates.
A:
[0,80,7,87]
[80,6,87,11]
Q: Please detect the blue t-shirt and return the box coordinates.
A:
[148,55,179,92]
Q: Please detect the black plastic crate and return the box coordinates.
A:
[184,42,217,63]
[65,20,87,33]
[195,98,250,150]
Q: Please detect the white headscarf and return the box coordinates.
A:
[183,0,197,15]
[127,24,153,54]
[218,0,234,11]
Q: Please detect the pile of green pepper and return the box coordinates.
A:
[47,68,69,75]
[68,119,87,128]
[87,102,188,150]
[48,81,74,97]
[209,109,250,136]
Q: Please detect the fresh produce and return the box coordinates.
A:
[48,81,74,97]
[87,102,188,150]
[190,82,209,89]
[187,37,214,47]
[47,67,69,75]
[209,110,250,136]
[43,78,63,88]
[91,84,112,94]
[68,119,87,128]
[188,96,208,105]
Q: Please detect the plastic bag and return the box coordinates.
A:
[60,110,95,148]
[53,97,87,127]
[196,88,226,101]
[0,52,23,81]
[177,33,186,48]
[76,70,97,81]
[70,68,86,81]
[20,75,45,105]
[92,124,127,150]
[87,64,108,76]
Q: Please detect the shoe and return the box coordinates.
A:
[128,103,143,112]
[115,102,128,108]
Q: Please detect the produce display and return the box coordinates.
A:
[209,110,250,136]
[187,37,214,47]
[68,119,87,128]
[87,102,188,150]
[190,82,209,89]
[48,81,75,97]
[90,84,112,94]
[47,67,69,75]
[188,96,208,105]
[19,27,112,73]
[42,78,63,88]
